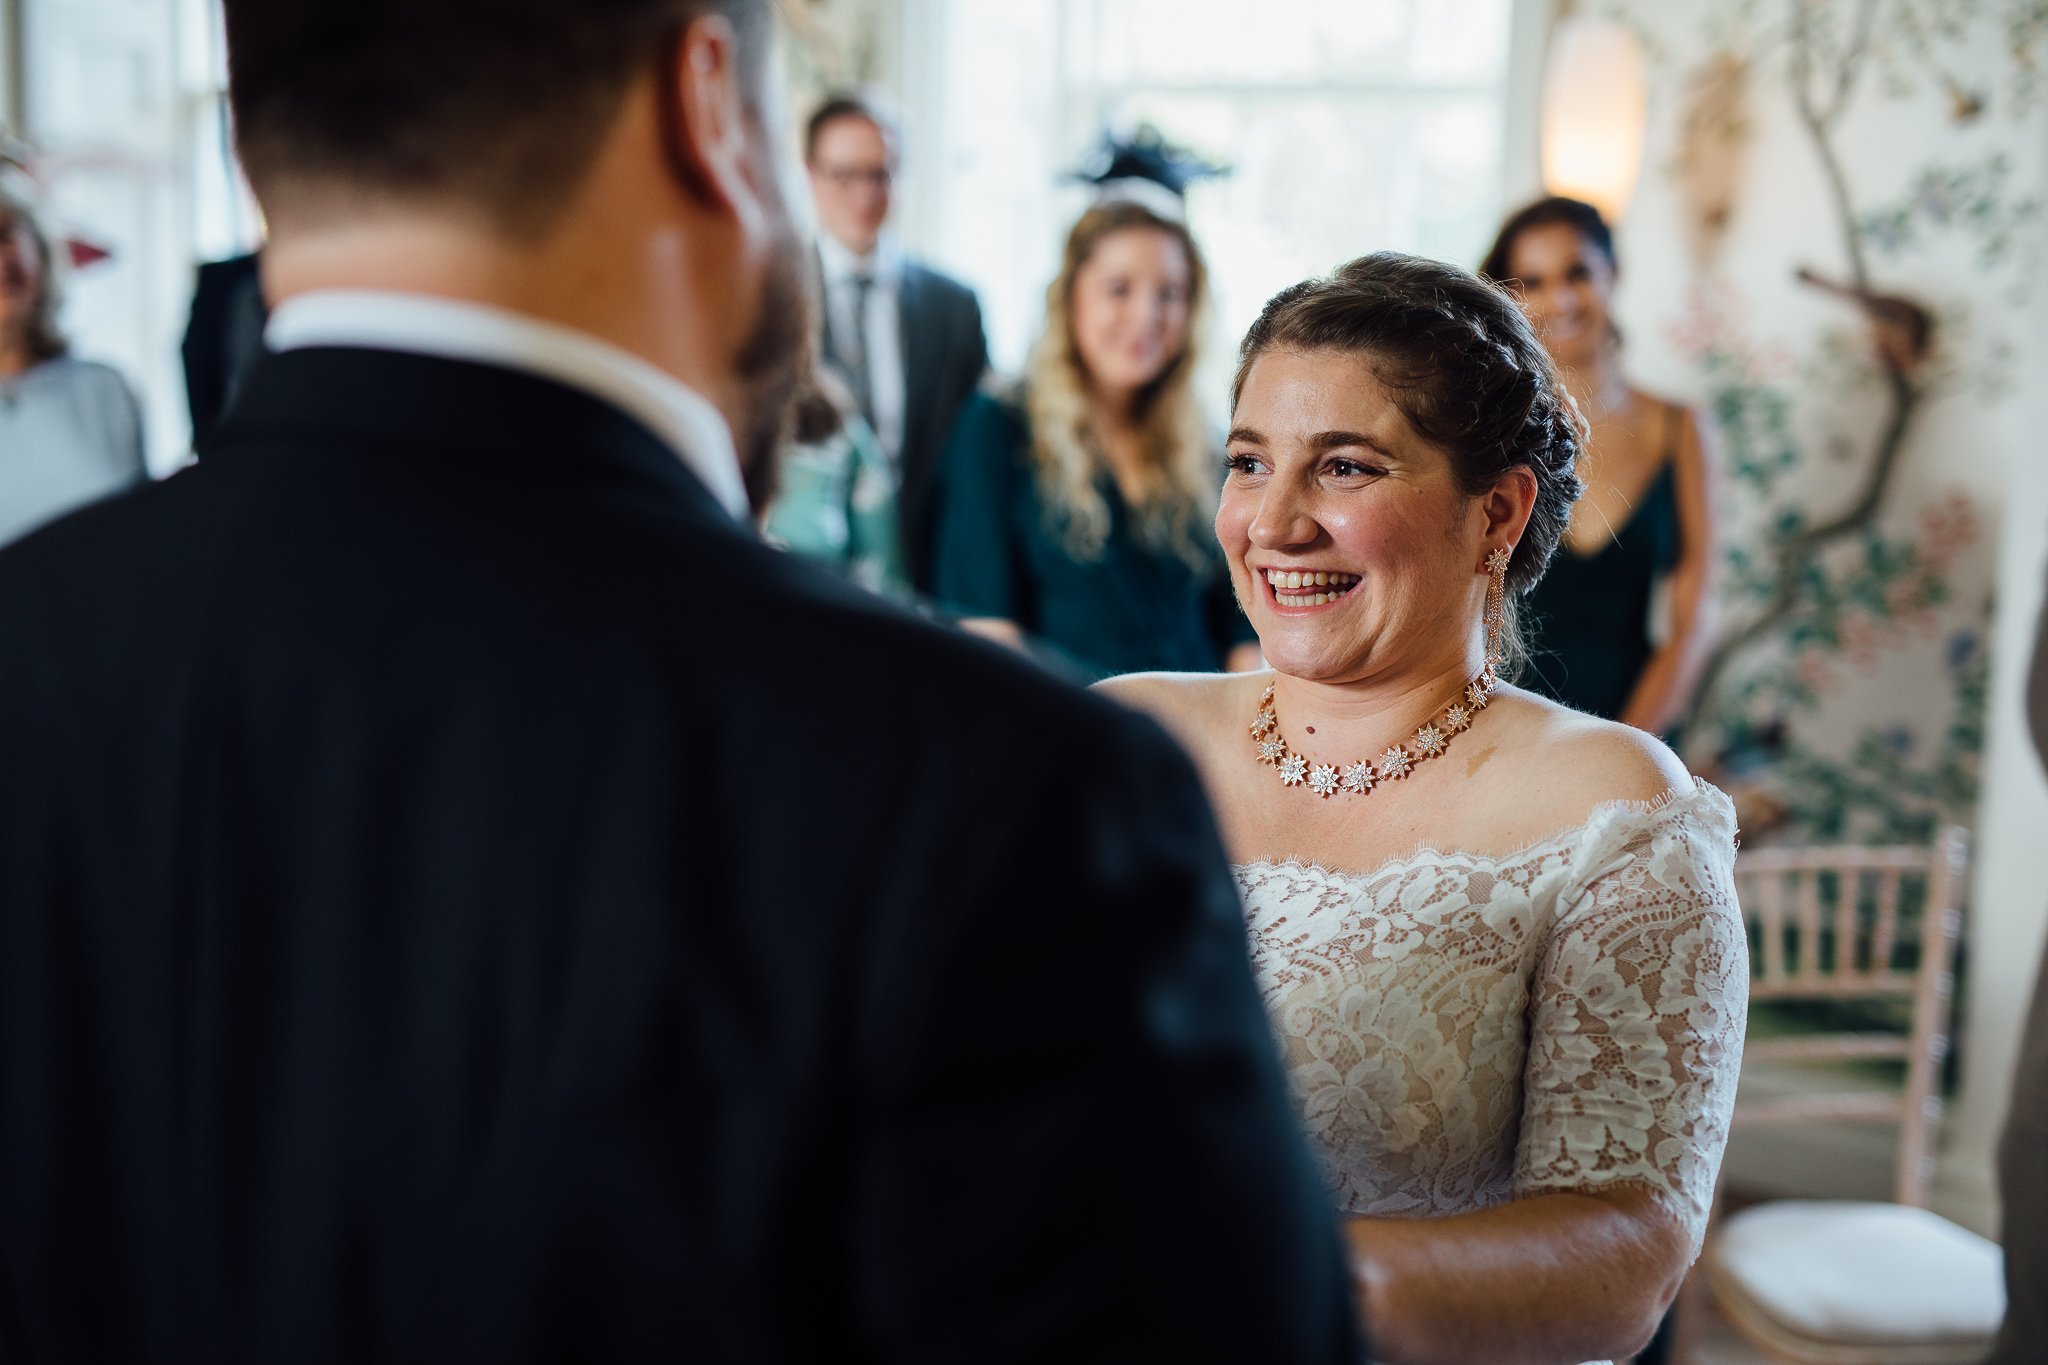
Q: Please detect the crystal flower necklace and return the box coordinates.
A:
[1250,669,1497,798]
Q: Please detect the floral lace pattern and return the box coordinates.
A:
[1234,779,1747,1254]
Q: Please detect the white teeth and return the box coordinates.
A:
[1265,569,1359,585]
[1266,568,1358,596]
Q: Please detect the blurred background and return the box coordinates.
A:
[3,0,2046,1326]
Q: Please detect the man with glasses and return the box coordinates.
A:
[806,93,987,591]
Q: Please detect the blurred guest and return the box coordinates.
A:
[0,180,146,548]
[1482,196,1721,735]
[761,366,908,596]
[933,196,1257,679]
[1988,560,2048,1363]
[806,93,986,589]
[182,249,268,446]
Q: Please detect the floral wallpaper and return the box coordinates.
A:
[1595,0,2047,844]
[777,0,891,116]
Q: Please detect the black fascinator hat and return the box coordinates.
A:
[1066,123,1230,204]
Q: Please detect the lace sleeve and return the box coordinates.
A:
[1512,786,1749,1254]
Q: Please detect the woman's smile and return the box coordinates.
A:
[1260,566,1362,611]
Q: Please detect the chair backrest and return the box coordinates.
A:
[1728,826,1970,1208]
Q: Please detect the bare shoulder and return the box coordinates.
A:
[1542,707,1691,797]
[1093,669,1265,758]
[1636,388,1719,464]
[1478,688,1694,832]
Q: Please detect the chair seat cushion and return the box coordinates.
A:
[1708,1200,2004,1352]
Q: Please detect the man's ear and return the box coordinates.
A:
[658,15,764,232]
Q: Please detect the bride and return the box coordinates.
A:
[1103,253,1748,1365]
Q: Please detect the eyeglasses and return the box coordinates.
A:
[813,165,895,191]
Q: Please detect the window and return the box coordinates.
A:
[23,0,251,467]
[910,0,1528,413]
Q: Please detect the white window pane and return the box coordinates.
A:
[1410,0,1515,82]
[924,0,1515,383]
[1075,0,1509,87]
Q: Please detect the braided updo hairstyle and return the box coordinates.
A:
[1230,251,1584,671]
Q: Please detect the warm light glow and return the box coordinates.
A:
[1540,17,1649,224]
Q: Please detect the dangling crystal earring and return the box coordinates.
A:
[1482,546,1512,686]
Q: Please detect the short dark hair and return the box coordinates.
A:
[1231,252,1584,662]
[803,93,898,164]
[224,0,770,238]
[1478,195,1617,287]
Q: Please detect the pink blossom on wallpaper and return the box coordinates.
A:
[1916,491,1979,568]
[1798,648,1836,695]
[1885,575,1925,615]
[1665,283,1749,361]
[1666,284,1797,380]
[1837,610,1881,665]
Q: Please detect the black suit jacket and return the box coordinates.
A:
[179,252,269,446]
[0,346,1360,1363]
[819,256,987,591]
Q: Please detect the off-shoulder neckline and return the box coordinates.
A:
[1231,776,1733,885]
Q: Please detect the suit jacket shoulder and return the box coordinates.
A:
[0,347,1361,1364]
[900,258,978,310]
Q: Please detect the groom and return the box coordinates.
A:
[0,2,1361,1361]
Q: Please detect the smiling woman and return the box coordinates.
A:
[1100,252,1749,1365]
[931,195,1258,679]
[1480,196,1723,735]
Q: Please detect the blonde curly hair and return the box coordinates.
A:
[1020,198,1215,571]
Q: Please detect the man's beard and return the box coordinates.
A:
[730,217,814,515]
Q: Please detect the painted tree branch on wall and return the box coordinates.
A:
[1686,0,1929,731]
[1606,0,2047,840]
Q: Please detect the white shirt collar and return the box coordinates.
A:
[265,290,750,522]
[817,231,901,288]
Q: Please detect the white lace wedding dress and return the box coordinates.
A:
[1235,779,1748,1360]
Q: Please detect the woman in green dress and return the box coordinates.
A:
[932,197,1259,680]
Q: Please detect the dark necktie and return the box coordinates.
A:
[843,272,877,434]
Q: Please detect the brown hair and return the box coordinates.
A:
[0,181,68,364]
[1479,195,1617,288]
[224,0,771,239]
[1232,252,1584,664]
[1022,198,1213,569]
[804,93,899,164]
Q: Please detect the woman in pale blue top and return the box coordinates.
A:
[0,180,146,549]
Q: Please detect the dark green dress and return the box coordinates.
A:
[932,391,1252,680]
[1523,408,1682,719]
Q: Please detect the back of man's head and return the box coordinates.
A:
[224,0,771,238]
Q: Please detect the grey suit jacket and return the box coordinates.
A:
[818,255,988,592]
[2030,564,2048,769]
